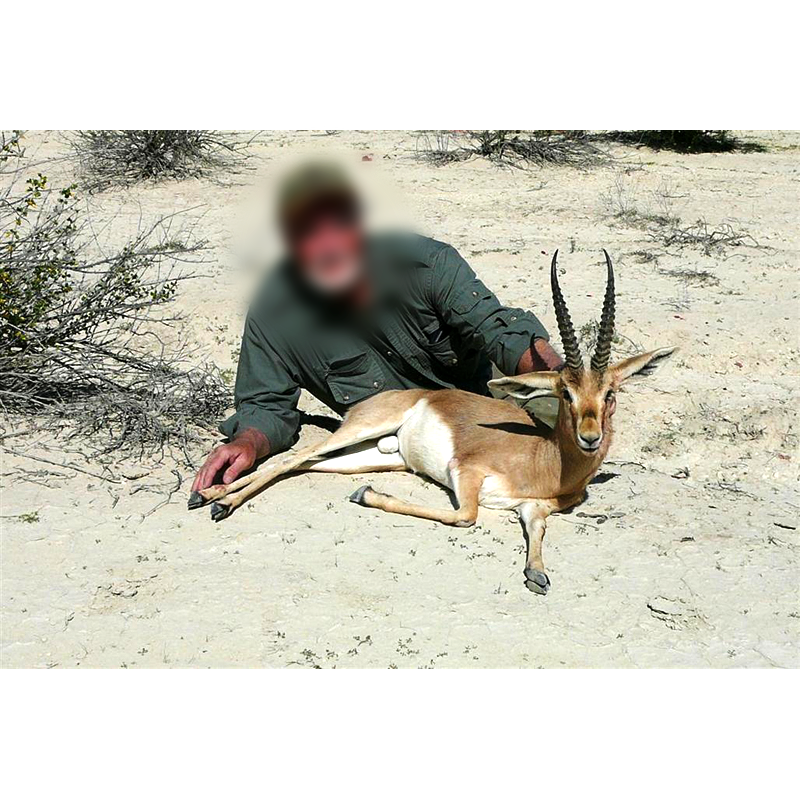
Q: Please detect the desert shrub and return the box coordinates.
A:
[1,131,24,168]
[659,219,759,254]
[420,130,765,164]
[602,174,759,254]
[0,174,230,461]
[418,130,612,168]
[601,130,764,153]
[71,130,252,191]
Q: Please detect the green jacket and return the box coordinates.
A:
[220,233,550,452]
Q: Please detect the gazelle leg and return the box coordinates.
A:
[518,501,553,595]
[349,462,482,528]
[189,438,344,509]
[192,436,396,507]
[305,442,406,474]
[518,491,584,595]
[203,435,398,521]
[196,393,425,520]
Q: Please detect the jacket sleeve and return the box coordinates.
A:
[428,244,550,375]
[218,311,301,453]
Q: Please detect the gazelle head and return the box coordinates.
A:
[489,250,676,455]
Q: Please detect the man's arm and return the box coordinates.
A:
[192,313,301,491]
[428,244,563,375]
[516,337,564,373]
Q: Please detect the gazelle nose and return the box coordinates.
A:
[578,431,601,450]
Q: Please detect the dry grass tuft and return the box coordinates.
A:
[417,130,613,169]
[71,130,253,192]
[659,219,759,254]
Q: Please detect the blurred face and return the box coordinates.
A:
[287,199,364,294]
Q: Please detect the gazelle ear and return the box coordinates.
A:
[488,372,561,401]
[609,347,677,385]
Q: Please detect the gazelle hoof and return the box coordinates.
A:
[349,485,373,506]
[210,502,232,522]
[524,568,550,595]
[187,491,206,510]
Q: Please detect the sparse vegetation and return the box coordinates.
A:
[603,174,759,254]
[0,172,230,461]
[601,130,765,153]
[602,174,681,229]
[658,267,720,287]
[419,131,766,169]
[417,130,612,169]
[643,403,774,457]
[71,130,253,191]
[630,249,659,264]
[660,219,758,254]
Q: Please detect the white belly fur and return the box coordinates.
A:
[397,399,455,488]
[478,475,522,510]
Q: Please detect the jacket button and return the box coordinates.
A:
[472,291,478,297]
[343,394,350,401]
[451,357,458,365]
[373,381,380,388]
[510,315,517,321]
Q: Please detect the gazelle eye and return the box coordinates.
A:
[563,389,573,403]
[605,390,615,403]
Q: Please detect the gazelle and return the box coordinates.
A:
[189,250,675,594]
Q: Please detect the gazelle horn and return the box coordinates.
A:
[590,249,616,373]
[550,250,583,372]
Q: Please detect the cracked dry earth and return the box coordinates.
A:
[1,130,798,668]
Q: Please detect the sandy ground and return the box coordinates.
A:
[1,130,798,668]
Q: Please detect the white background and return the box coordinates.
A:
[2,673,797,796]
[5,1,797,127]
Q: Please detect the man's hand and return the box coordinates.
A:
[517,338,565,374]
[191,428,270,492]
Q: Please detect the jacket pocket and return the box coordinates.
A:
[421,320,460,368]
[325,349,385,407]
[452,278,493,315]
